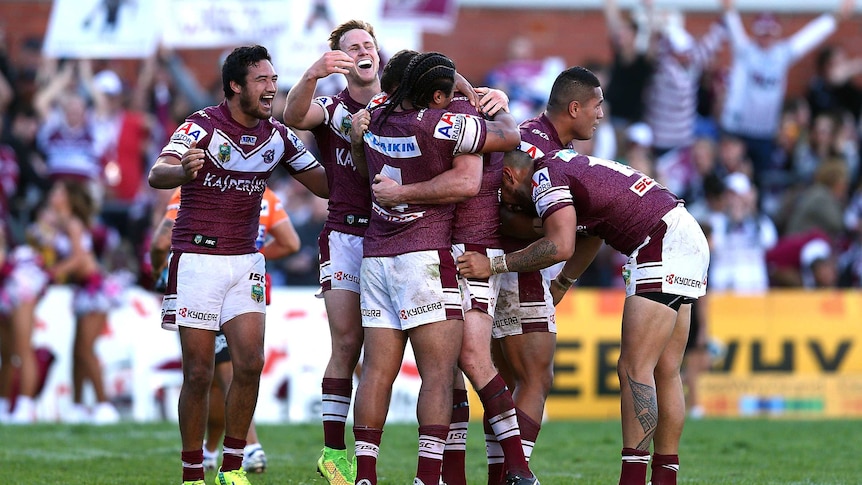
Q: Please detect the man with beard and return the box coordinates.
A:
[149,45,328,485]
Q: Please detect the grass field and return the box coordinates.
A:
[1,418,857,484]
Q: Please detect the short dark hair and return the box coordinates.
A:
[381,49,419,95]
[222,45,272,99]
[329,20,378,51]
[547,66,601,113]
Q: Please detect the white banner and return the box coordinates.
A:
[43,0,163,59]
[29,285,421,424]
[160,0,292,49]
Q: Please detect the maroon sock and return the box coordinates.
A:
[221,435,246,472]
[479,375,531,477]
[619,448,650,485]
[650,453,679,485]
[354,426,383,484]
[515,408,541,463]
[484,414,505,485]
[322,378,353,449]
[416,424,449,485]
[181,449,205,482]
[442,389,469,485]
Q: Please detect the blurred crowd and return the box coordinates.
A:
[484,0,862,293]
[0,1,861,298]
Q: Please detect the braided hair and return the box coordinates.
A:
[374,51,456,128]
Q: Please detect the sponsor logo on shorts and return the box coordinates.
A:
[361,308,381,317]
[400,302,443,320]
[251,283,264,303]
[334,271,360,284]
[240,135,257,145]
[493,316,519,329]
[665,273,703,289]
[177,307,218,322]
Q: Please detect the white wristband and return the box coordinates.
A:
[490,254,509,275]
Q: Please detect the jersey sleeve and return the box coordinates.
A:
[279,127,322,175]
[432,112,486,155]
[531,165,573,220]
[160,113,210,159]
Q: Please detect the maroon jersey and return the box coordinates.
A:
[160,101,320,255]
[501,114,575,251]
[518,113,574,160]
[363,106,488,257]
[311,89,372,236]
[533,149,681,255]
[448,96,502,248]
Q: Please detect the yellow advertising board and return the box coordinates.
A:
[470,289,862,419]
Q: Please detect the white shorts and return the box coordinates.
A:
[319,229,363,294]
[360,249,463,331]
[623,206,710,299]
[492,268,556,339]
[0,246,49,313]
[452,244,502,315]
[161,252,266,331]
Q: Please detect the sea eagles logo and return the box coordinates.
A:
[263,149,275,164]
[218,142,231,163]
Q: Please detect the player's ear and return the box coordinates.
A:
[230,79,242,96]
[569,99,580,118]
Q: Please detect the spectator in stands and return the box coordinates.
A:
[708,172,778,293]
[719,0,855,187]
[766,230,838,288]
[643,15,725,156]
[806,44,862,123]
[485,35,564,122]
[602,0,656,130]
[33,61,104,190]
[783,158,850,241]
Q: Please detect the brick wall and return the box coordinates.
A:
[2,2,861,98]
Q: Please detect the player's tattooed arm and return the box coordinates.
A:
[505,239,561,273]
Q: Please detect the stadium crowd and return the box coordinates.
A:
[0,1,860,484]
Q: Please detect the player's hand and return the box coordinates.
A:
[181,140,205,180]
[476,87,510,117]
[371,174,403,208]
[454,72,479,107]
[456,251,492,278]
[350,109,370,145]
[310,51,354,78]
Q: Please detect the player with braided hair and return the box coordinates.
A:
[348,51,521,485]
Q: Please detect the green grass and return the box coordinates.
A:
[0,419,858,484]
